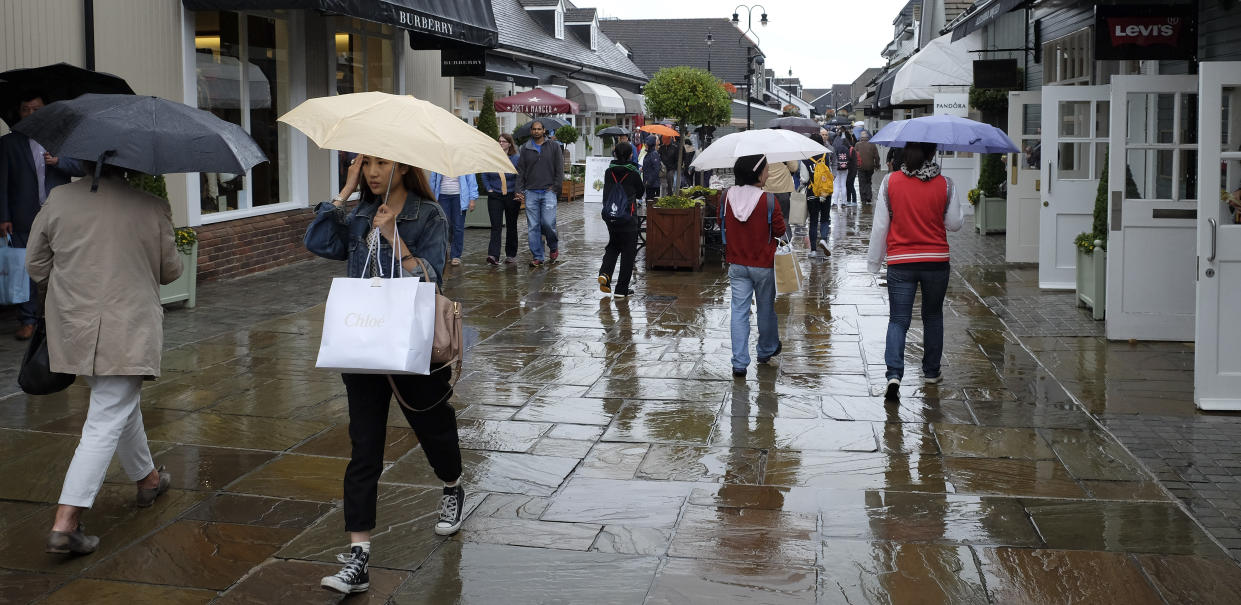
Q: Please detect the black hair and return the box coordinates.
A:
[613,141,634,162]
[809,133,825,146]
[733,154,767,186]
[900,142,937,171]
[18,89,47,104]
[886,147,904,171]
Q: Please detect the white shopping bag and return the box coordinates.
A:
[315,275,436,374]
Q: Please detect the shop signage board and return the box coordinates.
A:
[933,93,969,118]
[1095,4,1196,61]
[441,48,486,77]
[584,156,610,204]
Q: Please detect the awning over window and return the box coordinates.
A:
[614,88,644,115]
[567,80,626,114]
[485,54,539,87]
[951,0,1026,42]
[890,32,975,106]
[182,0,499,48]
[875,69,898,109]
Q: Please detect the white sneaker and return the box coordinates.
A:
[884,378,900,400]
[817,239,831,256]
[924,374,943,385]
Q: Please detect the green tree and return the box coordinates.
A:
[644,66,732,188]
[554,124,579,146]
[477,87,499,140]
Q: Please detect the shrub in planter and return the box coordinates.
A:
[126,173,199,307]
[553,124,579,146]
[1074,152,1109,319]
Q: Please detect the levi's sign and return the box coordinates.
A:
[1095,5,1195,61]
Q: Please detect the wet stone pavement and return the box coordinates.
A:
[4,184,1241,604]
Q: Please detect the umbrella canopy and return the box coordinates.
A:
[597,126,629,137]
[279,91,515,177]
[690,129,829,170]
[513,116,571,140]
[0,63,134,127]
[493,88,578,115]
[767,116,820,134]
[15,94,266,176]
[638,124,679,138]
[824,116,851,127]
[869,114,1019,153]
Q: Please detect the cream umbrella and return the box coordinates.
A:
[278,91,515,177]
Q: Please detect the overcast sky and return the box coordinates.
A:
[590,0,910,90]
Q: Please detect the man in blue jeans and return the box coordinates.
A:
[514,121,564,267]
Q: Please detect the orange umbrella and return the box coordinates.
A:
[638,124,679,138]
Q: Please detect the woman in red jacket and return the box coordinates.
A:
[866,142,963,399]
[722,154,787,379]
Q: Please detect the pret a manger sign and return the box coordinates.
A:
[1095,5,1196,61]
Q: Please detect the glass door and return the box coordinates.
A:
[1006,90,1041,263]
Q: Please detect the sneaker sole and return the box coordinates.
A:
[598,276,611,293]
[321,578,369,594]
[818,241,830,256]
[924,377,943,385]
[434,521,463,536]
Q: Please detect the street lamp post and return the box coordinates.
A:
[732,4,767,130]
[705,29,713,73]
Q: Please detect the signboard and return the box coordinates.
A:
[933,93,969,118]
[440,48,486,77]
[973,59,1021,89]
[1095,4,1196,61]
[584,156,610,205]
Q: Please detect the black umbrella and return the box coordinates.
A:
[597,126,631,138]
[825,116,851,127]
[0,63,134,127]
[513,116,570,140]
[768,116,821,134]
[15,94,266,190]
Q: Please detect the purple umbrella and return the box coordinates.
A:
[869,115,1019,153]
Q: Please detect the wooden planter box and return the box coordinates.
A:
[646,205,704,270]
[561,181,584,201]
[1075,241,1106,320]
[975,195,1007,234]
[159,241,197,308]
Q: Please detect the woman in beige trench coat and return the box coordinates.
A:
[26,165,183,555]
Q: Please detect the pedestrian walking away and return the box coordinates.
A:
[761,155,799,222]
[844,132,860,206]
[304,155,465,594]
[829,131,850,208]
[515,120,563,266]
[855,130,881,204]
[866,142,964,399]
[641,135,662,201]
[598,142,644,298]
[722,154,786,378]
[429,171,478,267]
[481,133,520,265]
[27,163,182,555]
[0,89,84,340]
[803,133,833,257]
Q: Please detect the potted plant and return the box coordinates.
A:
[561,162,585,201]
[973,153,1006,234]
[646,194,705,270]
[1074,154,1109,320]
[126,173,198,307]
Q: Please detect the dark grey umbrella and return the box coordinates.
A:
[825,116,851,127]
[0,63,135,127]
[768,116,820,134]
[14,94,266,186]
[597,126,629,137]
[513,116,570,140]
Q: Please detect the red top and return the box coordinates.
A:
[885,172,950,264]
[722,190,787,268]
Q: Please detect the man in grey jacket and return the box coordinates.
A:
[514,121,564,267]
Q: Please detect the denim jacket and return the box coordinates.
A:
[427,173,479,211]
[304,197,448,285]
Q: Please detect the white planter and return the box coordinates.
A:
[159,241,197,308]
[1075,241,1105,320]
[975,195,1007,234]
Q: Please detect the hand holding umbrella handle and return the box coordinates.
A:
[337,156,363,205]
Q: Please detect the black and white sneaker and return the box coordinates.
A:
[320,546,369,594]
[435,484,465,536]
[817,239,831,256]
[884,378,901,400]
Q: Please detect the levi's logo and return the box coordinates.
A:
[1108,17,1181,47]
[344,312,385,328]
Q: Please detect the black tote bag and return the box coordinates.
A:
[18,319,76,395]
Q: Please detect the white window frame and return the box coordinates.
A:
[590,23,598,51]
[1043,27,1094,86]
[555,8,564,39]
[326,17,404,196]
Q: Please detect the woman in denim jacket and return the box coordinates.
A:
[304,155,464,595]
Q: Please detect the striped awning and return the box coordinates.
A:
[567,79,626,114]
[614,88,644,114]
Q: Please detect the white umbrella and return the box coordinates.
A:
[690,129,828,170]
[278,91,514,177]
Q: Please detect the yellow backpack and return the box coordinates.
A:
[811,154,834,197]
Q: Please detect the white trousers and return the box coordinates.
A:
[59,375,154,508]
[831,173,849,206]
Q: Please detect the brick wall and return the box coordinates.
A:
[195,208,318,281]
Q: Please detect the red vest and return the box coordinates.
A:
[885,172,950,265]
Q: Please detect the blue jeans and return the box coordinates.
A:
[884,263,950,380]
[437,194,465,260]
[524,190,558,260]
[807,196,831,242]
[729,264,778,370]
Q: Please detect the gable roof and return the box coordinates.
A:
[519,0,560,7]
[598,18,761,87]
[564,8,595,23]
[493,0,646,84]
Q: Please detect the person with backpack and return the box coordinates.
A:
[803,133,833,257]
[866,141,964,400]
[641,135,663,201]
[722,154,787,379]
[830,130,851,208]
[598,142,645,298]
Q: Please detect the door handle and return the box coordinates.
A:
[1047,162,1054,195]
[1208,217,1218,262]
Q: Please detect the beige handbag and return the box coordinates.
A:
[387,256,463,413]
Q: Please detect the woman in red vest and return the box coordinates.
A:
[866,142,963,399]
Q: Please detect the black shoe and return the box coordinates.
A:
[732,368,746,378]
[321,546,369,594]
[435,484,465,536]
[884,378,901,400]
[613,288,635,298]
[757,341,782,364]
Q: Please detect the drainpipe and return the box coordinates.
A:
[83,0,96,70]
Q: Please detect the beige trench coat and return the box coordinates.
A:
[26,175,182,377]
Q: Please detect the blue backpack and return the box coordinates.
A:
[601,171,635,223]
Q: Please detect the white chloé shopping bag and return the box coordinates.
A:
[315,227,436,374]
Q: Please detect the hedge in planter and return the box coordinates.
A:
[126,173,199,307]
[646,194,704,270]
[1073,153,1110,319]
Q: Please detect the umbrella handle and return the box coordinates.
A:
[90,150,117,192]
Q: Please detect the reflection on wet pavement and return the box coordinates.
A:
[3,201,1240,602]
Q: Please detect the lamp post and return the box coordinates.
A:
[732,4,767,130]
[705,29,713,73]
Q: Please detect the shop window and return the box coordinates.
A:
[1124,92,1198,201]
[1042,28,1093,86]
[194,10,292,216]
[333,19,396,187]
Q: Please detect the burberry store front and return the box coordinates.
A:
[181,0,498,279]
